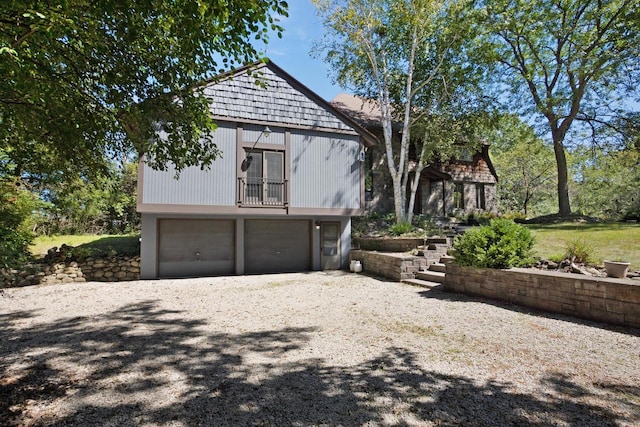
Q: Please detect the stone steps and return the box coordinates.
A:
[402,278,443,289]
[429,262,447,273]
[425,237,448,245]
[415,270,446,283]
[350,240,453,283]
[440,255,455,264]
[413,244,453,284]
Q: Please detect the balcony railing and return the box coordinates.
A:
[238,177,288,206]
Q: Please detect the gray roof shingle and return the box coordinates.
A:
[203,62,358,133]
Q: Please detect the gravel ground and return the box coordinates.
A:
[1,272,639,426]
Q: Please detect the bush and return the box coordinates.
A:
[389,221,412,236]
[0,178,42,268]
[563,239,594,264]
[623,206,640,221]
[452,218,535,268]
[412,215,436,234]
[502,212,528,223]
[466,211,498,226]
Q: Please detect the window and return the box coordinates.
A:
[456,148,473,162]
[364,148,373,201]
[453,182,464,209]
[241,150,286,205]
[430,180,441,195]
[476,183,486,210]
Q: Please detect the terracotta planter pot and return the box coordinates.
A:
[604,260,630,278]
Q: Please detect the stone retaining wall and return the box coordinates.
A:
[1,256,141,288]
[349,250,427,281]
[445,264,640,329]
[353,237,424,252]
[79,257,141,282]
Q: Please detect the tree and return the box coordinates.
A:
[314,0,480,224]
[0,166,44,267]
[1,1,289,177]
[488,115,556,216]
[468,0,640,215]
[103,162,139,234]
[571,146,640,220]
[37,160,139,235]
[43,174,110,235]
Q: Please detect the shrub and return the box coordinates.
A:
[452,218,536,268]
[465,212,480,226]
[502,212,528,223]
[389,221,412,236]
[563,239,594,264]
[0,178,42,268]
[466,211,498,226]
[623,205,640,221]
[412,215,436,234]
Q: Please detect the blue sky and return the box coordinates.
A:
[257,1,345,102]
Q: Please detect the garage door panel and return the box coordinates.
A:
[159,260,234,278]
[245,220,310,273]
[158,219,235,278]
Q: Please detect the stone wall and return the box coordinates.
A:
[79,257,141,282]
[349,250,427,281]
[1,256,141,288]
[445,264,640,329]
[353,237,424,252]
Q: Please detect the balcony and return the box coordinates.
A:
[237,177,288,207]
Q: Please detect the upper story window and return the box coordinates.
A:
[238,149,287,206]
[456,148,473,162]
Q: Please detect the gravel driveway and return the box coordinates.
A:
[1,272,639,426]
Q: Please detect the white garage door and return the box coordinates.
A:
[245,219,311,274]
[158,219,235,278]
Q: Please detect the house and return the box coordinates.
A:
[331,94,498,217]
[137,61,376,279]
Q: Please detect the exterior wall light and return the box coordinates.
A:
[241,126,272,172]
[358,147,366,162]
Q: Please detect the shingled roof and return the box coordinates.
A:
[201,60,377,147]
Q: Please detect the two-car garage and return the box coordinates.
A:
[156,218,311,278]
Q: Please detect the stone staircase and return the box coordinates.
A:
[402,237,454,289]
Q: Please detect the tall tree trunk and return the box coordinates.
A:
[407,141,429,224]
[552,132,571,215]
[407,172,420,225]
[400,152,410,221]
[392,173,404,222]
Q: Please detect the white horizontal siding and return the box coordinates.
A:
[290,130,361,209]
[142,122,236,206]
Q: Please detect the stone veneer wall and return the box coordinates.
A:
[349,250,427,281]
[445,264,640,329]
[1,256,141,288]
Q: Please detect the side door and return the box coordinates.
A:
[320,221,341,270]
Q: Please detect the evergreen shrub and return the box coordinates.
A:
[452,218,535,268]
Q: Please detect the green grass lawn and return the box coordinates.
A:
[525,222,640,270]
[31,234,140,259]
